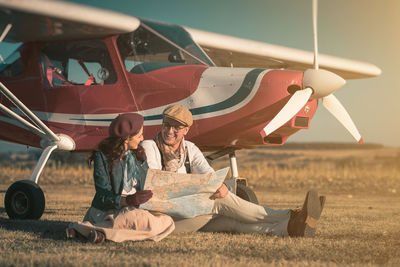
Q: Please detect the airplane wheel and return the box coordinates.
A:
[236,184,259,204]
[4,180,45,220]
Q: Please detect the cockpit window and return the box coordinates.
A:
[117,20,214,72]
[41,40,116,87]
[0,47,23,77]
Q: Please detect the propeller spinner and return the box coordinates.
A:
[261,0,363,144]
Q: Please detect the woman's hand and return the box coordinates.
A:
[126,190,153,207]
[210,184,229,200]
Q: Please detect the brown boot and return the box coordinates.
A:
[88,229,105,244]
[287,190,322,237]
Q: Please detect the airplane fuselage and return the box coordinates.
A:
[0,31,317,152]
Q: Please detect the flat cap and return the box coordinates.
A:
[163,105,193,126]
[109,113,144,137]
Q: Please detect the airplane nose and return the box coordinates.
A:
[303,69,346,99]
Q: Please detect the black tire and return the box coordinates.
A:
[236,184,259,204]
[4,180,45,219]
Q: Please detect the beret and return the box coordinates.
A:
[163,105,193,126]
[109,113,144,137]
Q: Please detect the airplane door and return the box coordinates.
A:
[39,38,136,141]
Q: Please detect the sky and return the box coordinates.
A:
[1,0,399,152]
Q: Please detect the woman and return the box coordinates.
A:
[66,113,175,243]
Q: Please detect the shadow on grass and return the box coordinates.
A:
[0,216,74,241]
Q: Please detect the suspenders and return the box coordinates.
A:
[184,149,191,174]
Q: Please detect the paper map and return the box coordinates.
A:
[140,168,229,218]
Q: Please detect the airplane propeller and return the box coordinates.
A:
[322,94,363,144]
[261,0,363,144]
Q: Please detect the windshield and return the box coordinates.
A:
[117,19,214,72]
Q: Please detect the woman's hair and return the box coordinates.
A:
[87,136,126,167]
[87,127,142,167]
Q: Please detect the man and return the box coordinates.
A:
[141,104,324,237]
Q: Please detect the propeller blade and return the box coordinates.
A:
[312,0,319,70]
[322,94,363,144]
[261,88,313,137]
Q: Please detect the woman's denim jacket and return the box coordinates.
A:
[90,150,148,211]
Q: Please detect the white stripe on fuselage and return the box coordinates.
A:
[2,67,269,127]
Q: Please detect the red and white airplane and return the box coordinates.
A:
[0,0,381,219]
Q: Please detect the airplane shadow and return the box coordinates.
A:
[0,216,81,241]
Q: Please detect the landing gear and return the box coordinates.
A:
[4,145,58,219]
[236,183,259,204]
[229,152,259,204]
[0,82,75,220]
[207,149,259,204]
[4,180,45,219]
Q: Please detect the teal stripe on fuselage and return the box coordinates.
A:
[144,68,265,121]
[190,68,264,115]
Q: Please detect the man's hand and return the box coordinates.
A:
[210,184,229,200]
[126,190,153,207]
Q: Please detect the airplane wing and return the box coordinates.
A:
[0,0,140,43]
[185,27,381,79]
[0,0,380,80]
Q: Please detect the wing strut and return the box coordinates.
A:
[0,23,12,42]
[0,24,12,64]
[0,82,60,142]
[0,82,75,151]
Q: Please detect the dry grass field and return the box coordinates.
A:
[0,145,399,266]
